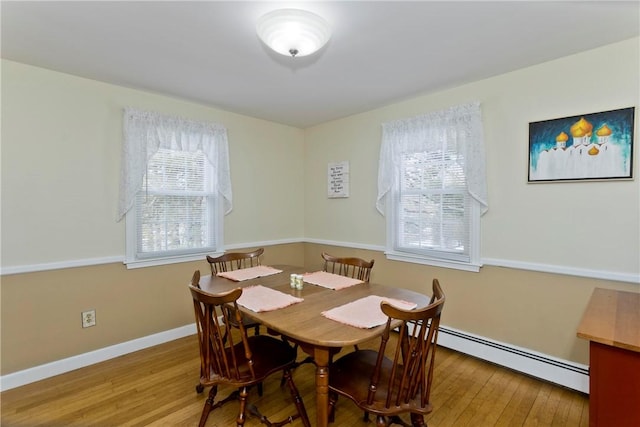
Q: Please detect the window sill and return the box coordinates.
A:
[384,250,482,272]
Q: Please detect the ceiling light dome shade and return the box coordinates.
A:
[256,9,331,57]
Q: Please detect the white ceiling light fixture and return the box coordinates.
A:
[256,8,331,58]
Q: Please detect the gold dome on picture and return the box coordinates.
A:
[570,117,593,137]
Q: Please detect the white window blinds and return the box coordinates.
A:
[398,150,471,261]
[135,149,217,257]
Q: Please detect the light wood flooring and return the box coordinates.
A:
[1,333,589,426]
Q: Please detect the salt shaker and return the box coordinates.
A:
[290,273,297,289]
[295,274,304,290]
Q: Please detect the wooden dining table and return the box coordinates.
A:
[198,265,431,427]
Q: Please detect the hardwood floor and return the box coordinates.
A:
[1,334,588,426]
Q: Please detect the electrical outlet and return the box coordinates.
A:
[82,310,96,328]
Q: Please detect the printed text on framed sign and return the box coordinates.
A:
[328,161,349,198]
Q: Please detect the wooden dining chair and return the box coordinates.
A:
[191,270,263,396]
[322,252,375,282]
[189,279,311,427]
[190,270,208,394]
[207,248,264,274]
[284,252,377,375]
[327,279,446,427]
[323,251,374,350]
[206,248,264,336]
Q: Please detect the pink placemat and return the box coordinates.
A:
[217,266,282,282]
[322,295,418,328]
[303,271,363,290]
[237,285,303,313]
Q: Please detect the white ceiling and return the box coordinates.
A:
[2,1,639,128]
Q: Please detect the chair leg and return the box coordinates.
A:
[248,403,297,427]
[328,392,338,423]
[409,413,426,427]
[199,385,218,427]
[283,369,311,427]
[388,415,412,427]
[247,371,309,427]
[236,386,249,426]
[280,343,314,387]
[376,415,389,427]
[198,385,244,426]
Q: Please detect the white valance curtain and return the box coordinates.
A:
[376,101,488,215]
[117,108,232,221]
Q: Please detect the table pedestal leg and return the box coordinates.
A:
[314,347,330,427]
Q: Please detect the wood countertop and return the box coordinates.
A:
[577,288,640,353]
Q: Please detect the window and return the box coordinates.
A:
[377,102,487,272]
[135,149,216,257]
[119,108,231,268]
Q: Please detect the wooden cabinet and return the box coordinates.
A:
[577,288,640,427]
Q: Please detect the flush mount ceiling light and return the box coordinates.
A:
[256,9,331,58]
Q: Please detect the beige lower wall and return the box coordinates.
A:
[0,243,304,375]
[0,243,638,375]
[2,241,637,376]
[304,244,638,366]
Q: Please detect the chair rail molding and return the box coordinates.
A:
[305,238,639,284]
[0,255,124,276]
[2,238,636,284]
[0,238,302,275]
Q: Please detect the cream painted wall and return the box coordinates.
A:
[0,60,305,374]
[303,38,640,364]
[304,38,640,276]
[1,39,639,377]
[1,60,305,268]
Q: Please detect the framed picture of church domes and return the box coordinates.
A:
[528,107,635,182]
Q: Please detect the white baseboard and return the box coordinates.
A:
[0,323,589,394]
[0,324,196,392]
[437,325,589,394]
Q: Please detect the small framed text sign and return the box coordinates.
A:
[328,161,349,198]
